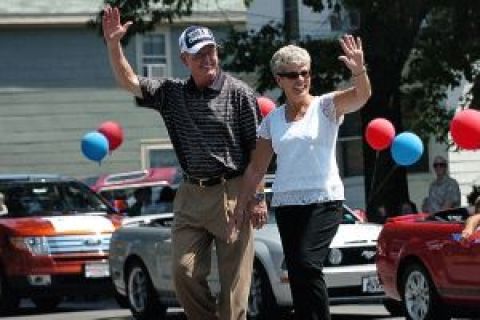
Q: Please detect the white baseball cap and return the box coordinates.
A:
[179,26,217,54]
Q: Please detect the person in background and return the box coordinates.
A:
[156,186,176,213]
[374,204,388,224]
[424,155,461,213]
[102,6,263,319]
[399,199,418,215]
[127,187,152,217]
[232,36,371,320]
[461,196,480,240]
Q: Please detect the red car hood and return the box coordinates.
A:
[0,215,117,236]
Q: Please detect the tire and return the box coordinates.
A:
[113,290,129,308]
[126,261,167,320]
[383,298,404,316]
[401,264,451,320]
[247,262,281,320]
[0,272,20,315]
[32,296,62,312]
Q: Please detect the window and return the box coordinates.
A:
[138,32,170,79]
[140,139,179,170]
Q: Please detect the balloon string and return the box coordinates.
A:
[367,164,398,206]
[369,151,379,198]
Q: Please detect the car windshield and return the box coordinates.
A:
[100,184,176,215]
[0,181,111,218]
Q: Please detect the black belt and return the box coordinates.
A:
[183,171,243,187]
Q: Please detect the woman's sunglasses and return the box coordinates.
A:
[276,70,311,79]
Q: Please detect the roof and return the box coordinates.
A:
[0,0,246,25]
[87,167,181,192]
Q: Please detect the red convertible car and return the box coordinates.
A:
[376,207,480,320]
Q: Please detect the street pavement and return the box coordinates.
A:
[1,298,478,320]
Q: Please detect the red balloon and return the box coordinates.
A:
[97,121,124,151]
[450,109,480,150]
[365,118,395,151]
[257,96,276,117]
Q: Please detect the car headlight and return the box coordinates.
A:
[328,248,343,265]
[10,236,50,255]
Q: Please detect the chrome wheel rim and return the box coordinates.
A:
[128,266,148,312]
[248,267,262,317]
[404,270,430,320]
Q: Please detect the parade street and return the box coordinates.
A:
[2,298,404,320]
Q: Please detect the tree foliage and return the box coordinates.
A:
[90,0,254,43]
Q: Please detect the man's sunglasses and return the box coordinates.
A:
[433,162,447,168]
[276,70,311,79]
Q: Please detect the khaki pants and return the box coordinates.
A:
[172,176,254,320]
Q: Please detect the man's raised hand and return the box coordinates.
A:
[102,6,132,44]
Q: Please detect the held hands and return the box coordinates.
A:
[102,6,132,44]
[226,198,268,243]
[249,199,268,229]
[338,34,365,76]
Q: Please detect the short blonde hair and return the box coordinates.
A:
[270,45,311,75]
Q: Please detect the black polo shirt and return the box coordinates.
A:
[136,70,261,178]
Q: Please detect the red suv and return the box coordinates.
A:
[0,174,122,314]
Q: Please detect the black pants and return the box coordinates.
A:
[275,201,343,320]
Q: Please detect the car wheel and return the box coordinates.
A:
[32,296,62,312]
[113,290,129,308]
[401,264,451,320]
[383,298,404,316]
[247,262,280,320]
[0,272,20,315]
[126,261,167,320]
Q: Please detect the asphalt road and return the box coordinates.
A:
[0,298,403,320]
[2,298,478,320]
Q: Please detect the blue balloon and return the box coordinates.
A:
[81,131,109,163]
[391,132,424,166]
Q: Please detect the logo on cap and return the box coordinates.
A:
[179,26,216,54]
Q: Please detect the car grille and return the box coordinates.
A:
[325,246,377,267]
[47,235,111,254]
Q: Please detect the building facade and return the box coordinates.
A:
[0,0,246,177]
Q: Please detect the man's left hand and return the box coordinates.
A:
[249,200,268,229]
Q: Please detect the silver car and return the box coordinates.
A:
[109,203,384,319]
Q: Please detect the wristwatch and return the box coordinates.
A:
[253,192,266,202]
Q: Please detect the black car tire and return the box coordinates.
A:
[383,298,404,316]
[401,263,450,320]
[0,271,20,315]
[32,296,62,312]
[247,261,282,320]
[126,261,167,320]
[113,290,129,309]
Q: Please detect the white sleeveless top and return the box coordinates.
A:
[257,93,345,207]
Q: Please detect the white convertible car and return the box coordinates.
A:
[109,201,384,319]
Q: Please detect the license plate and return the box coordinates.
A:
[85,261,110,278]
[362,275,383,293]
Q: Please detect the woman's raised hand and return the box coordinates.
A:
[102,6,133,44]
[338,34,365,76]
